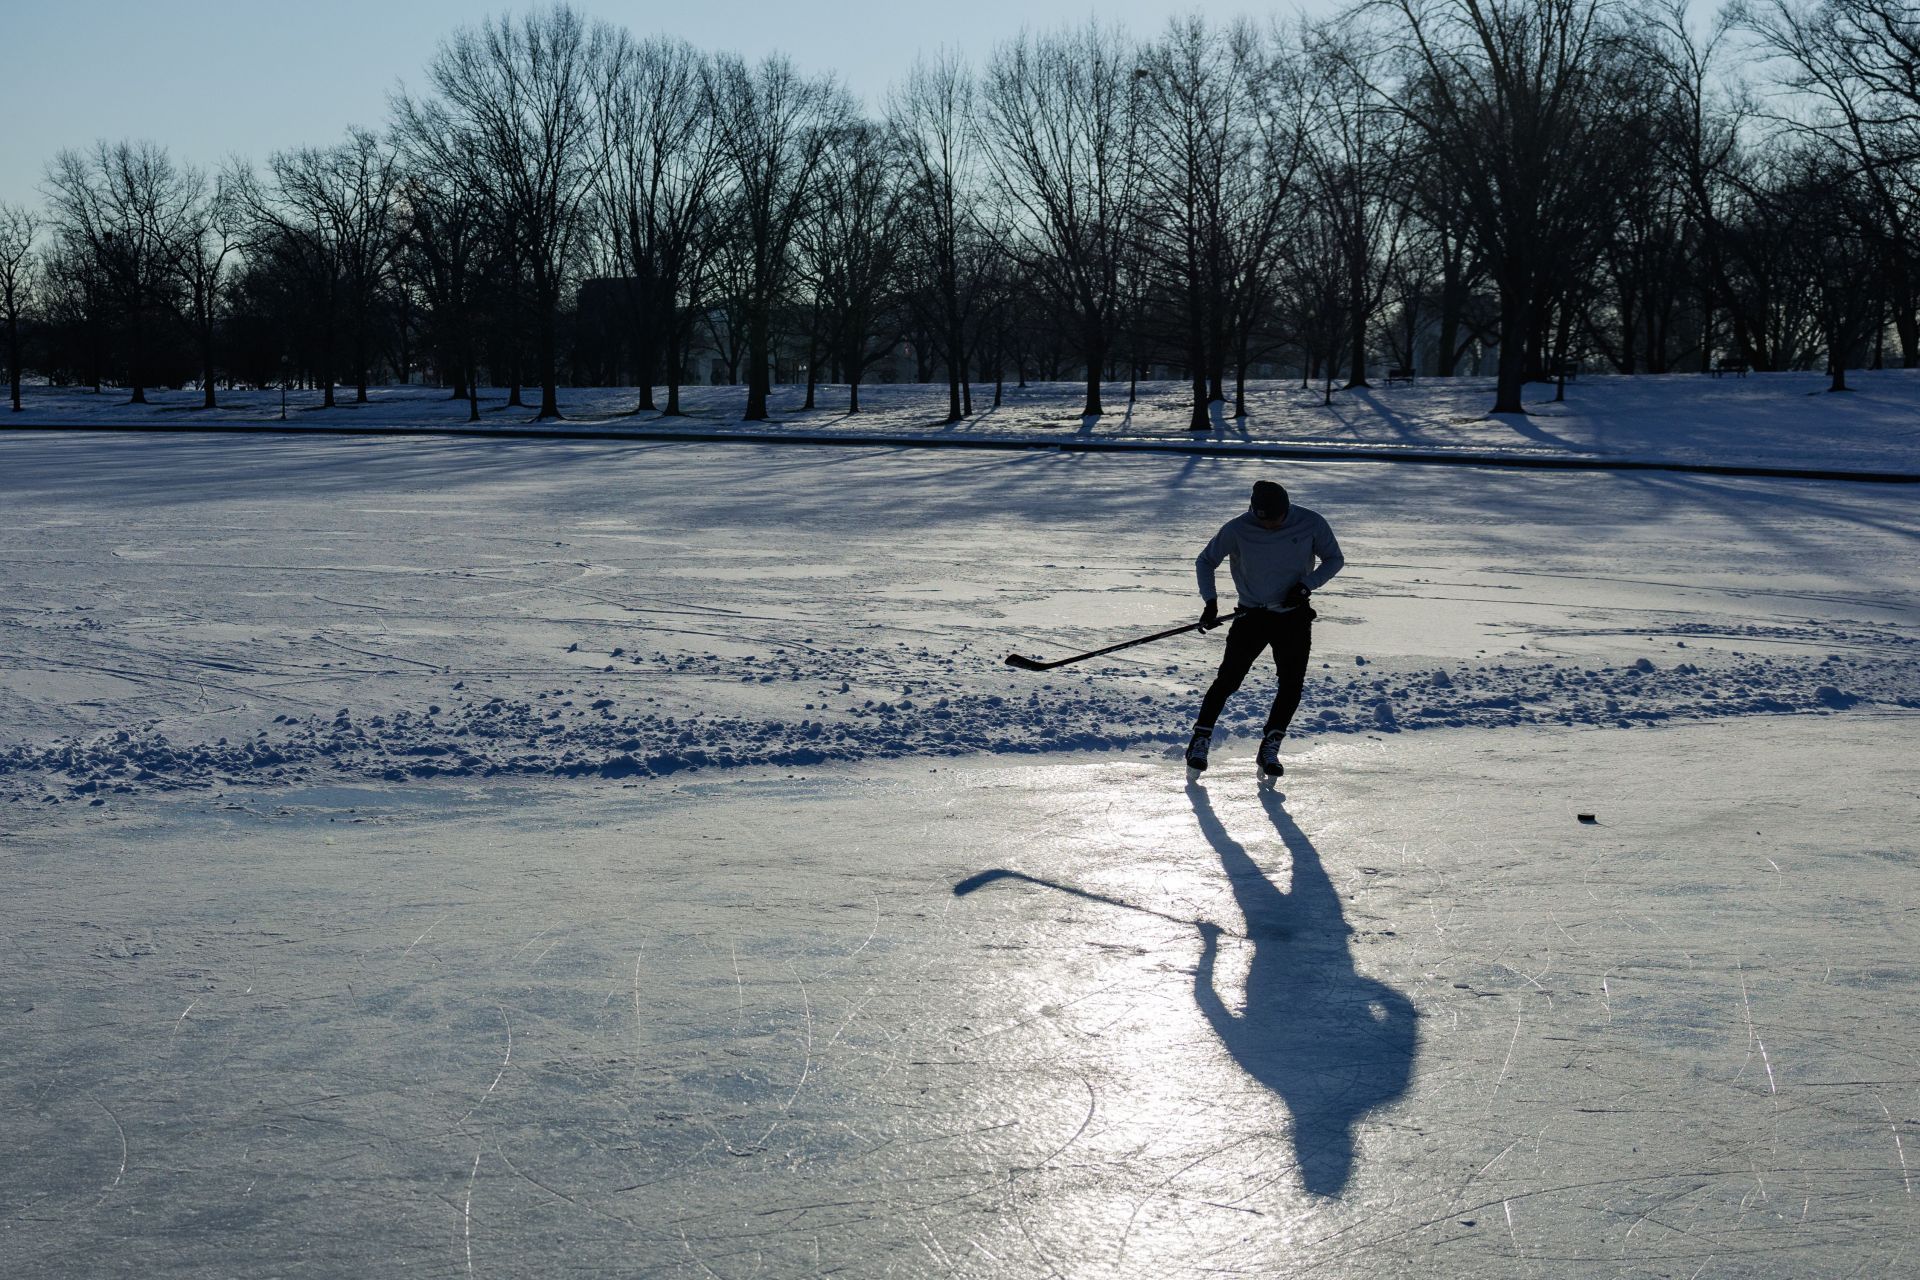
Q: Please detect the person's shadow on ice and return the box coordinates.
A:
[1187,781,1416,1196]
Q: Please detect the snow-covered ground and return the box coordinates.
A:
[2,395,1916,1275]
[12,368,1920,473]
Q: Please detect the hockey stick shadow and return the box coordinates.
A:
[1187,781,1418,1197]
[952,868,1243,938]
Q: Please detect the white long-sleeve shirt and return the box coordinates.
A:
[1195,506,1345,612]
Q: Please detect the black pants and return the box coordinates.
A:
[1194,608,1313,738]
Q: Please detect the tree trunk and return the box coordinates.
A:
[744,310,771,420]
[1437,232,1467,377]
[7,312,19,411]
[1081,328,1104,417]
[396,293,411,387]
[1186,257,1208,429]
[1492,285,1529,414]
[633,275,658,412]
[128,303,148,404]
[1552,297,1572,404]
[1613,285,1638,375]
[944,323,964,423]
[201,325,217,410]
[535,281,561,419]
[1234,334,1249,419]
[1344,248,1370,389]
[1699,276,1714,374]
[664,327,684,416]
[1525,286,1551,383]
[1647,290,1671,375]
[803,324,818,411]
[1436,308,1461,378]
[1207,301,1227,404]
[321,326,336,408]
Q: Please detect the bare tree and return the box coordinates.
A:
[981,22,1147,418]
[1138,16,1253,429]
[893,51,986,423]
[37,244,111,391]
[595,34,727,416]
[1218,27,1313,415]
[1766,146,1882,389]
[234,129,403,406]
[701,209,754,387]
[1717,140,1827,369]
[393,97,489,417]
[174,177,241,408]
[423,6,611,418]
[0,204,35,411]
[707,53,844,421]
[1277,181,1357,401]
[799,119,907,413]
[43,140,197,404]
[1645,0,1750,371]
[1361,0,1631,414]
[1303,21,1412,390]
[1739,0,1920,366]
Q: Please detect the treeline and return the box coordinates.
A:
[2,0,1917,422]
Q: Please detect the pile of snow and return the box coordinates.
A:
[6,624,1915,805]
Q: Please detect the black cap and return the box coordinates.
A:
[1251,480,1289,521]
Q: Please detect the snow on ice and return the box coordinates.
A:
[2,375,1917,806]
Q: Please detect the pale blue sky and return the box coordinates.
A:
[3,0,1340,210]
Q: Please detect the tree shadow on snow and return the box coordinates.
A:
[1186,780,1417,1197]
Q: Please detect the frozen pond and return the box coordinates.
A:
[1,424,1916,1275]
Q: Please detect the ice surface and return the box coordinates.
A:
[2,720,1915,1276]
[0,401,1916,1275]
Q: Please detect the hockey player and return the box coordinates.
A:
[1186,480,1345,776]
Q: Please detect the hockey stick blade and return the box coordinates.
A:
[953,868,1017,895]
[1003,653,1049,671]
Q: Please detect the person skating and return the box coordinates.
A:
[1186,480,1345,776]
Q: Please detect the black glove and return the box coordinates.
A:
[1199,598,1221,631]
[1283,583,1312,610]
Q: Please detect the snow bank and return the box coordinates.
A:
[11,368,1920,474]
[7,626,1913,804]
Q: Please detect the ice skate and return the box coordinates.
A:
[1185,726,1213,772]
[1256,731,1285,778]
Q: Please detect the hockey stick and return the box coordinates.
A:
[1003,609,1243,672]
